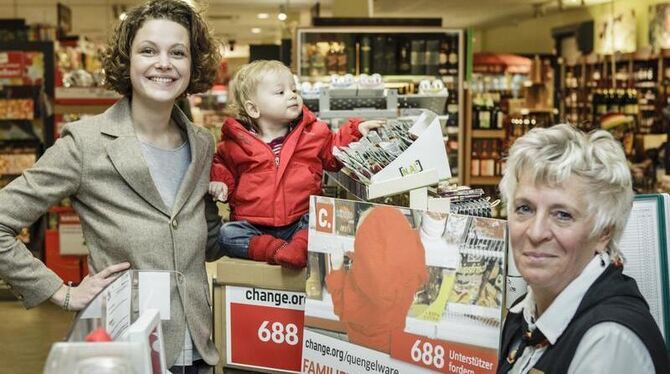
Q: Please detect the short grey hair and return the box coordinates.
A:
[499,124,633,260]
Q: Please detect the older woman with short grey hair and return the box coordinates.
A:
[497,124,668,374]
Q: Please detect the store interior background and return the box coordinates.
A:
[1,0,669,372]
[1,0,659,54]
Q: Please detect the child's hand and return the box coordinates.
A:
[358,119,385,136]
[208,181,229,202]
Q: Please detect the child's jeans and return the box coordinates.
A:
[218,214,309,259]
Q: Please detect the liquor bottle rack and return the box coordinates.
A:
[296,26,465,183]
[559,51,670,134]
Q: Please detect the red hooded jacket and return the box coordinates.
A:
[211,107,362,227]
[325,206,428,353]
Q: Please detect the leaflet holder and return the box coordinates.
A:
[44,270,186,374]
[327,110,451,212]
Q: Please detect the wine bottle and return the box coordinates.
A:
[360,36,371,75]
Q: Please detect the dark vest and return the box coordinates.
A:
[498,264,669,374]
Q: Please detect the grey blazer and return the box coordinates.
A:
[0,98,222,366]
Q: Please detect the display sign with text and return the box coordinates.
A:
[226,286,305,372]
[303,197,506,373]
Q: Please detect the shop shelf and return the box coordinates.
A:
[55,87,121,115]
[470,176,501,186]
[472,129,505,139]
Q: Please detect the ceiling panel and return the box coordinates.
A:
[0,0,611,45]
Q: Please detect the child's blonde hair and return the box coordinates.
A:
[225,60,292,133]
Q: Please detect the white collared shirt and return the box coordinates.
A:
[507,254,655,374]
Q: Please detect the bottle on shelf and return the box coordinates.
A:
[384,36,397,75]
[360,36,372,75]
[447,137,459,177]
[326,42,339,75]
[478,94,492,129]
[447,34,459,75]
[343,35,356,75]
[446,92,459,127]
[337,42,348,75]
[397,38,411,75]
[491,140,501,176]
[471,140,481,177]
[372,35,386,75]
[425,39,440,76]
[623,89,638,115]
[410,39,426,75]
[472,93,482,129]
[300,43,312,76]
[438,38,450,76]
[479,140,495,177]
[309,43,326,77]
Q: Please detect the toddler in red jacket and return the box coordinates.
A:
[209,60,382,268]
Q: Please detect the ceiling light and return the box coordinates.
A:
[257,13,269,19]
[251,27,261,34]
[278,4,287,21]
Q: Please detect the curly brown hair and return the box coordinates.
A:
[102,0,221,96]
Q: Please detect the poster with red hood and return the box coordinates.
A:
[303,196,506,374]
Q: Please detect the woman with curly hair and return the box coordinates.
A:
[0,0,223,371]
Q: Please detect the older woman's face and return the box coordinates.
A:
[509,173,609,296]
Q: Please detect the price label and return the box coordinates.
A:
[257,320,300,345]
[410,339,445,370]
[226,286,305,372]
[390,330,498,374]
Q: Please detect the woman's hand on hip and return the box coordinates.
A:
[51,262,131,311]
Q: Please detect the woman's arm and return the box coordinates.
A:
[0,125,83,308]
[568,322,655,374]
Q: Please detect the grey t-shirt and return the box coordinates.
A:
[140,140,191,211]
[140,139,202,363]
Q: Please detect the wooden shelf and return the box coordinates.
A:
[470,176,501,185]
[472,129,505,139]
[513,108,556,115]
[55,87,120,115]
[55,103,112,115]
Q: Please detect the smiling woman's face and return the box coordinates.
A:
[129,18,191,105]
[509,173,609,297]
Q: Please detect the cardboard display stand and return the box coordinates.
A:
[327,110,451,207]
[213,257,307,373]
[303,197,506,374]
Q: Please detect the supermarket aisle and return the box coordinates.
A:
[0,301,73,373]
